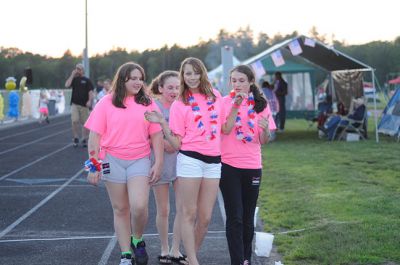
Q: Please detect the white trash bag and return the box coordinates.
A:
[254,232,274,257]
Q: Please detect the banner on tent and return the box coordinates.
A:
[289,39,303,56]
[304,37,316,47]
[271,50,285,67]
[251,60,266,80]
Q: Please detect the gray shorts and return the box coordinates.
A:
[101,153,151,184]
[150,149,177,186]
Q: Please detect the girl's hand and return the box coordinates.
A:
[144,111,164,124]
[149,163,162,185]
[258,117,269,131]
[164,140,176,153]
[87,171,101,186]
[233,92,247,106]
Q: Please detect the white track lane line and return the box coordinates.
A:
[0,120,68,141]
[96,230,226,265]
[97,192,227,264]
[0,128,70,156]
[0,231,226,244]
[0,169,84,239]
[0,184,95,188]
[97,234,117,265]
[0,143,72,182]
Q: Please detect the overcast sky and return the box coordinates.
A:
[1,0,398,57]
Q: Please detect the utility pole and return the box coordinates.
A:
[83,0,90,77]
[221,46,234,96]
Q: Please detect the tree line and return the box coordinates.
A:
[1,27,399,89]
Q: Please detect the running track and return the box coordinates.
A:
[0,115,271,265]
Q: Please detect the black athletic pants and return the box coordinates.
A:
[276,96,286,130]
[219,163,262,265]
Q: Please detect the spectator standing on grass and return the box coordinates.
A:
[273,72,288,132]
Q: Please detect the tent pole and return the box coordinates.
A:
[372,69,379,143]
[329,73,335,103]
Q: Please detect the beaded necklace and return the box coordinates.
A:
[230,90,256,143]
[187,92,218,141]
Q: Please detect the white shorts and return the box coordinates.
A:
[176,153,221,179]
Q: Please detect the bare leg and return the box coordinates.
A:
[127,176,150,239]
[194,178,220,252]
[170,180,184,257]
[153,183,170,256]
[177,177,202,265]
[105,182,131,252]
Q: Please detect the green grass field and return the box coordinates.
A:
[259,119,400,265]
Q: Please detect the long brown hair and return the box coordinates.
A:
[230,65,267,113]
[179,57,215,105]
[111,62,151,108]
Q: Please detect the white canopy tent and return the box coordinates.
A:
[214,35,379,142]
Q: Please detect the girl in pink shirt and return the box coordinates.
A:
[145,57,244,265]
[85,62,163,265]
[148,71,187,264]
[220,65,276,265]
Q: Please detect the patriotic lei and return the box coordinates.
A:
[84,157,102,173]
[187,92,218,141]
[230,90,256,143]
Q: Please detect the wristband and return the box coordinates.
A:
[84,158,102,173]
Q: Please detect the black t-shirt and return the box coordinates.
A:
[70,76,94,106]
[275,79,288,97]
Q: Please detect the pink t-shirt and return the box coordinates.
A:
[169,89,225,156]
[221,95,276,169]
[84,94,162,160]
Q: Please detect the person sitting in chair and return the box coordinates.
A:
[323,97,366,140]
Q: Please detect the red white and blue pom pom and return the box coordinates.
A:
[84,158,102,173]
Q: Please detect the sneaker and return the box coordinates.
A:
[119,253,133,265]
[73,138,79,147]
[81,139,87,148]
[243,260,250,265]
[132,240,148,265]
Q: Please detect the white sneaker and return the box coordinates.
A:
[119,254,132,265]
[119,257,132,265]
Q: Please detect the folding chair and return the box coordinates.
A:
[304,110,318,129]
[333,110,367,141]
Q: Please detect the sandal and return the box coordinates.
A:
[158,255,172,264]
[170,255,189,265]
